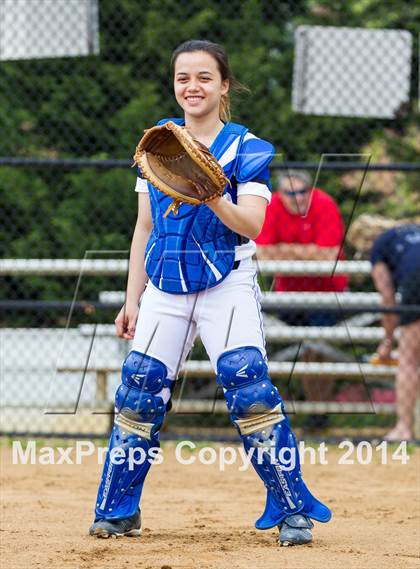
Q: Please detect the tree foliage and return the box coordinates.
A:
[0,0,418,307]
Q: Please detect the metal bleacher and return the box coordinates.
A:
[2,258,419,436]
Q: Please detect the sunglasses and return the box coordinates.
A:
[280,187,310,197]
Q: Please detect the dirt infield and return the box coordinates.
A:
[1,441,419,569]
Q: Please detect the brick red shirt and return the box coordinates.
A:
[256,188,348,292]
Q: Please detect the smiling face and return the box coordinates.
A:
[173,51,229,120]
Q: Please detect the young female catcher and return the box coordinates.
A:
[89,40,331,545]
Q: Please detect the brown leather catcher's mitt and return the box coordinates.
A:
[132,121,229,217]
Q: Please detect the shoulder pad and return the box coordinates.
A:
[236,135,275,183]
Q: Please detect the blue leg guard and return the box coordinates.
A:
[217,346,332,530]
[94,351,172,520]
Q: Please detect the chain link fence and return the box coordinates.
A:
[1,0,419,439]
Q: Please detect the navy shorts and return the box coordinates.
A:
[400,270,420,326]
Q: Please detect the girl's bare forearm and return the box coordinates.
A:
[125,224,152,306]
[206,197,264,239]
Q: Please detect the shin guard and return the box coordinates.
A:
[94,351,171,520]
[217,346,332,529]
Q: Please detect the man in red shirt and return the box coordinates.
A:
[256,170,348,412]
[256,170,348,296]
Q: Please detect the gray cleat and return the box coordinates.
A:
[89,510,141,538]
[278,514,314,546]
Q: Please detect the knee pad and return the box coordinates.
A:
[115,350,172,439]
[95,352,171,519]
[217,346,282,426]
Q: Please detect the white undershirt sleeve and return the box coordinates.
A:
[135,177,149,193]
[237,181,271,203]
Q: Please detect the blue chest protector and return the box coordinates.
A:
[141,118,274,294]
